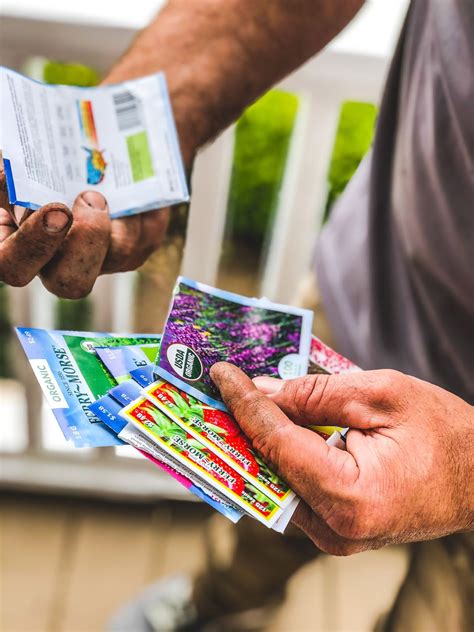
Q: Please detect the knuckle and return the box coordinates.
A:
[43,277,93,300]
[325,498,374,541]
[0,270,31,287]
[374,369,405,394]
[233,389,267,423]
[284,374,330,419]
[323,539,367,556]
[253,424,290,466]
[367,369,408,410]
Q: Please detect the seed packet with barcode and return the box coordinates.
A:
[155,277,313,411]
[0,66,189,218]
[15,327,161,447]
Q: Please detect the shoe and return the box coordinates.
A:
[107,574,201,632]
[107,573,280,632]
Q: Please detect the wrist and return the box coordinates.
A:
[446,403,474,532]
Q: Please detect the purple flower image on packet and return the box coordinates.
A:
[155,277,313,411]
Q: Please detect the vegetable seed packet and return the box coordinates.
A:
[308,335,361,439]
[120,396,287,528]
[309,334,360,375]
[15,327,161,447]
[143,379,294,506]
[119,423,243,523]
[89,394,242,522]
[130,365,155,387]
[155,277,313,411]
[95,343,160,384]
[1,67,189,218]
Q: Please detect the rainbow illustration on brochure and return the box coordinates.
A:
[77,100,108,185]
[16,277,360,532]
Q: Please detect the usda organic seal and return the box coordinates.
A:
[167,343,203,381]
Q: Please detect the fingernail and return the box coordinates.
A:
[253,376,283,395]
[44,209,71,233]
[81,191,107,210]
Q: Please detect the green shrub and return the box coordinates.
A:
[55,298,93,331]
[226,90,299,246]
[324,101,378,222]
[43,61,99,87]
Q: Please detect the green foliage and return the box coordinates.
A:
[323,101,378,222]
[0,283,13,378]
[43,61,100,87]
[226,90,299,245]
[55,298,93,331]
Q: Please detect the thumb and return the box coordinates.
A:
[253,372,389,430]
[0,203,72,287]
[210,362,354,497]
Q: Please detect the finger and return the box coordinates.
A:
[0,164,13,215]
[210,362,358,497]
[292,501,379,556]
[0,203,72,287]
[102,207,169,274]
[0,207,16,242]
[253,372,396,429]
[41,191,111,299]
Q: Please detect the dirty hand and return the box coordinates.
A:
[211,363,474,555]
[0,166,169,298]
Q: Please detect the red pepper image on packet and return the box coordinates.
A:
[142,379,294,507]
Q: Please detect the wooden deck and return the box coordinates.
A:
[1,493,408,632]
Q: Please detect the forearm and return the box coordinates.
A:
[105,0,363,164]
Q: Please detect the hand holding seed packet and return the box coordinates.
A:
[154,277,313,411]
[0,67,189,218]
[16,278,357,532]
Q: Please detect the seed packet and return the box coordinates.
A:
[89,394,127,436]
[108,381,143,407]
[308,334,360,375]
[143,379,294,506]
[89,394,242,522]
[120,396,287,527]
[15,327,161,447]
[155,277,313,411]
[130,365,155,387]
[308,335,361,439]
[1,67,189,218]
[95,343,160,384]
[119,423,243,523]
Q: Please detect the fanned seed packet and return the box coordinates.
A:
[95,343,160,384]
[155,277,313,411]
[119,396,287,528]
[15,327,161,447]
[15,280,361,531]
[143,379,294,506]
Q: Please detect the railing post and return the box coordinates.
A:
[181,126,235,285]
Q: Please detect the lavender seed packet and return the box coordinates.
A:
[155,277,313,411]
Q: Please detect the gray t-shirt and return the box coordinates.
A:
[316,0,473,402]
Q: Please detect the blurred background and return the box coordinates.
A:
[1,1,410,630]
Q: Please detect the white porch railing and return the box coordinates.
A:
[0,9,396,499]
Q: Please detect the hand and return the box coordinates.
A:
[0,166,169,298]
[210,363,474,555]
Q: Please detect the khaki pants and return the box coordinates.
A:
[193,274,473,631]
